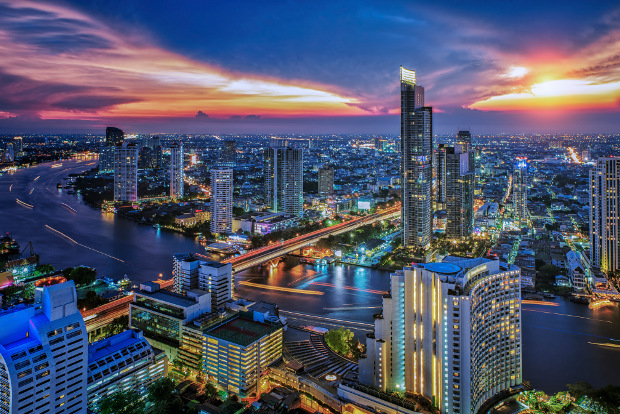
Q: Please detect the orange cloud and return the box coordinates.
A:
[0,0,364,121]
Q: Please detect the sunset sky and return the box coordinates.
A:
[1,0,619,134]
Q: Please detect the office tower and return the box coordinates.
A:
[198,261,233,309]
[590,157,620,273]
[203,312,283,398]
[359,258,522,413]
[318,165,335,197]
[151,136,163,169]
[210,168,233,234]
[100,127,125,172]
[13,136,23,153]
[442,136,474,239]
[400,67,432,250]
[264,145,304,216]
[113,142,138,202]
[220,140,236,166]
[87,330,168,411]
[0,280,88,414]
[173,253,201,294]
[512,158,528,225]
[170,142,184,199]
[436,144,447,207]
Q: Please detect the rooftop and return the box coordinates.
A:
[201,261,229,268]
[205,315,281,346]
[136,289,198,308]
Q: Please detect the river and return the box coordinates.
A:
[1,159,618,393]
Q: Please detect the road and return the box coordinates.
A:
[223,205,401,273]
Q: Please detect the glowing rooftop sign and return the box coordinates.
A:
[400,66,416,86]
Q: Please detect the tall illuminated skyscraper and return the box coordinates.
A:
[170,142,184,199]
[264,145,303,216]
[401,67,432,250]
[210,168,233,234]
[359,258,522,414]
[101,127,125,172]
[512,158,528,225]
[113,142,138,202]
[220,140,237,166]
[318,164,334,197]
[590,157,620,273]
[441,132,474,239]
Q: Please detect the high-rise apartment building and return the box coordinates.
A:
[318,165,335,197]
[590,157,620,273]
[359,258,522,414]
[210,168,233,234]
[170,142,184,199]
[198,261,233,310]
[172,253,201,294]
[400,67,432,250]
[220,140,236,166]
[138,136,162,170]
[113,142,138,202]
[0,280,88,414]
[13,136,23,154]
[512,158,528,224]
[87,330,167,411]
[100,127,125,172]
[441,134,474,239]
[4,142,14,162]
[264,145,304,216]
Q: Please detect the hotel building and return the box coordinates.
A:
[359,258,522,413]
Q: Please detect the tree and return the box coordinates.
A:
[35,264,55,276]
[99,390,146,414]
[77,290,108,310]
[232,206,245,217]
[67,266,96,286]
[147,378,184,414]
[324,327,357,359]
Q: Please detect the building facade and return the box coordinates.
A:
[359,258,522,414]
[318,165,335,197]
[170,142,184,199]
[100,127,125,172]
[264,146,304,216]
[590,157,620,273]
[210,168,233,234]
[513,158,528,225]
[442,136,474,239]
[113,142,138,202]
[87,330,167,410]
[400,67,432,250]
[172,254,201,295]
[0,280,88,414]
[220,140,236,166]
[198,261,233,310]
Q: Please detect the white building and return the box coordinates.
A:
[359,258,522,414]
[172,253,201,295]
[170,142,184,199]
[566,250,587,290]
[590,157,620,273]
[114,142,138,202]
[210,168,233,234]
[198,261,233,310]
[0,280,88,414]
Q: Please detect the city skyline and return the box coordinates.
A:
[0,0,619,134]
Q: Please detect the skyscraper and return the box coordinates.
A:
[220,140,236,166]
[170,142,184,199]
[318,164,334,197]
[0,280,89,414]
[590,157,620,273]
[210,168,233,234]
[13,136,23,154]
[442,133,474,239]
[113,142,138,202]
[100,127,125,172]
[198,261,233,309]
[359,258,522,414]
[401,67,432,250]
[512,158,528,225]
[264,145,304,216]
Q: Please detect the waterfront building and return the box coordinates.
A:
[589,157,620,273]
[442,135,474,239]
[220,140,236,166]
[0,280,88,414]
[512,158,528,225]
[87,330,167,411]
[210,168,233,234]
[318,165,335,197]
[170,142,184,199]
[359,258,522,414]
[400,67,432,250]
[100,127,125,172]
[566,250,587,290]
[203,312,283,398]
[198,261,233,310]
[172,254,201,294]
[129,281,211,360]
[113,142,138,202]
[264,145,304,216]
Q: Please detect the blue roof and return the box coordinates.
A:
[424,262,461,274]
